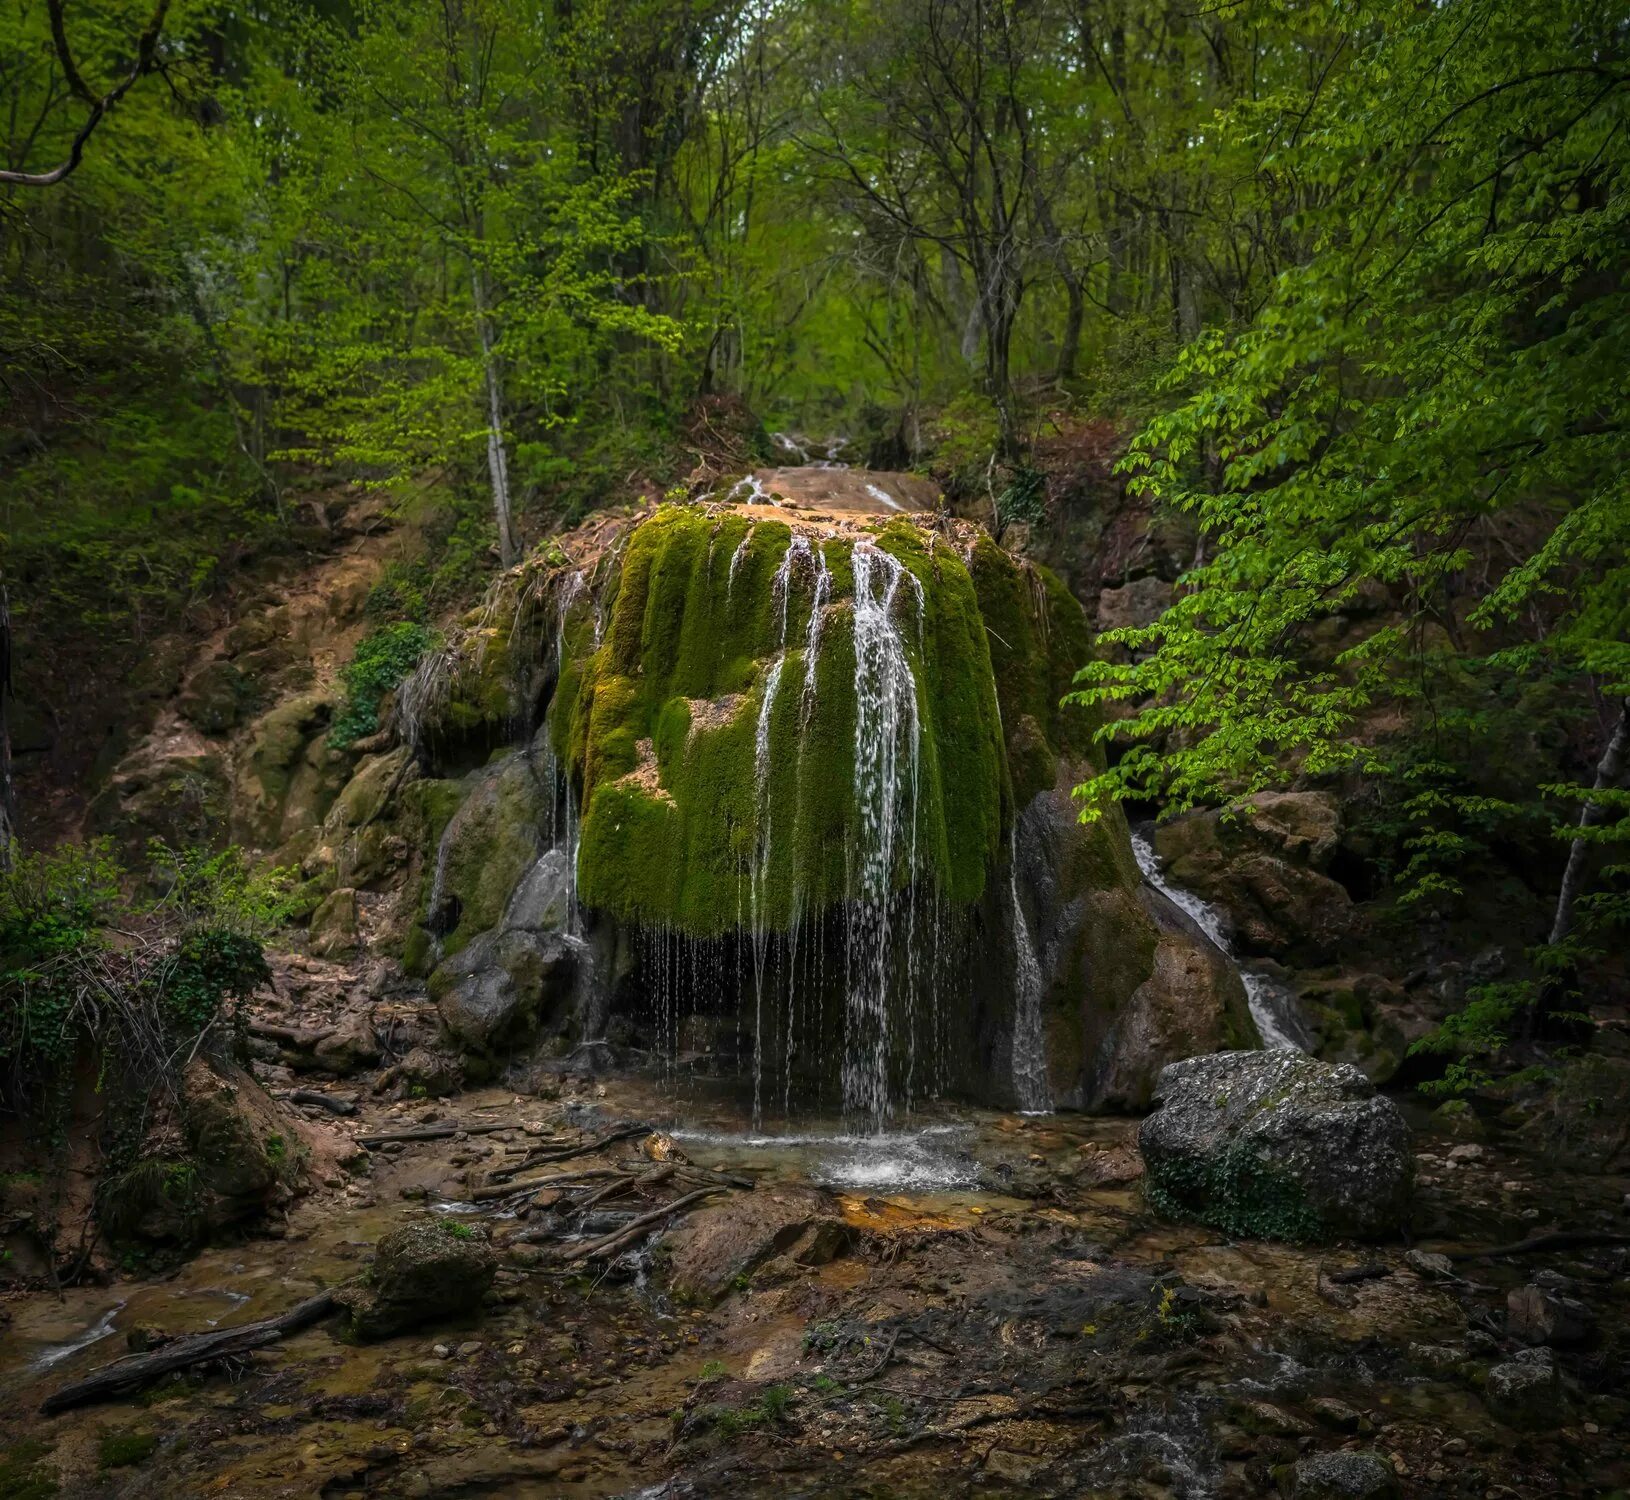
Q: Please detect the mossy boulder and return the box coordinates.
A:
[235,691,350,848]
[179,659,258,736]
[339,1220,496,1339]
[554,507,1012,935]
[88,745,231,862]
[309,887,360,958]
[414,750,554,959]
[1140,1051,1413,1242]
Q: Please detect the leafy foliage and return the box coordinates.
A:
[332,622,437,747]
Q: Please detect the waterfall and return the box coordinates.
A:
[843,541,923,1128]
[1130,826,1309,1051]
[727,526,754,600]
[553,573,586,934]
[1008,826,1051,1112]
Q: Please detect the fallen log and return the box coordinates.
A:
[1446,1230,1630,1262]
[289,1089,357,1116]
[249,1020,331,1049]
[470,1168,621,1203]
[491,1123,652,1179]
[356,1121,510,1147]
[1326,1261,1390,1286]
[550,1186,721,1266]
[40,1290,340,1415]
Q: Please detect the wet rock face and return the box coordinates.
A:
[1139,1051,1413,1242]
[664,1186,849,1303]
[340,1221,496,1339]
[1154,791,1354,964]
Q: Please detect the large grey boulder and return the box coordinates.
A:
[431,925,577,1057]
[1139,1051,1413,1241]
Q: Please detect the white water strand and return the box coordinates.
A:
[553,572,587,932]
[843,542,923,1128]
[1008,824,1051,1112]
[1130,826,1309,1051]
[726,526,754,601]
[802,536,832,705]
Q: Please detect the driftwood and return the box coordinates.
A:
[1446,1230,1630,1262]
[548,1187,721,1266]
[356,1121,510,1147]
[249,1019,331,1049]
[1326,1261,1390,1285]
[470,1168,620,1204]
[289,1089,357,1116]
[491,1124,652,1179]
[40,1290,340,1415]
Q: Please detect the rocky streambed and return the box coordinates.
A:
[3,1046,1628,1499]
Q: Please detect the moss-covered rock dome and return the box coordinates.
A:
[390,485,1256,1118]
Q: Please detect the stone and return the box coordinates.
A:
[1154,792,1353,963]
[1429,1098,1487,1141]
[1484,1356,1563,1428]
[339,1221,497,1339]
[431,927,577,1059]
[1139,1051,1414,1241]
[1404,1250,1456,1280]
[664,1187,849,1303]
[1095,574,1172,633]
[312,1008,381,1074]
[1290,1450,1399,1499]
[1506,1283,1596,1347]
[375,1046,463,1099]
[309,887,360,958]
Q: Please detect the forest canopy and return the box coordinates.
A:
[3,0,1627,1083]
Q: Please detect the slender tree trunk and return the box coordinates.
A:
[470,267,518,568]
[1549,698,1630,945]
[0,586,17,869]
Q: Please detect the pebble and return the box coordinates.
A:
[1440,1438,1468,1457]
[1448,1143,1484,1162]
[456,1340,484,1358]
[432,1343,452,1359]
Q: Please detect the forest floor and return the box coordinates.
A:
[3,953,1629,1498]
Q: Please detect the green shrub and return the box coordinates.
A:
[332,621,436,746]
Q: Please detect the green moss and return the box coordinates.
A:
[966,535,1097,806]
[1144,1141,1326,1243]
[0,1440,56,1500]
[97,1431,159,1469]
[558,507,1007,936]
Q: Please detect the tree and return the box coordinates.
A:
[1071,0,1630,1036]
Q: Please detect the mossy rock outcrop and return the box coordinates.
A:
[386,498,1267,1110]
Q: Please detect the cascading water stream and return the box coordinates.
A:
[843,541,923,1129]
[1008,825,1051,1113]
[552,572,586,935]
[1130,826,1310,1051]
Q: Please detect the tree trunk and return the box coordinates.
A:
[0,586,16,869]
[1549,697,1630,946]
[470,268,519,568]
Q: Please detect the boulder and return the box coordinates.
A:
[374,1046,463,1099]
[234,692,344,848]
[309,887,360,958]
[1484,1351,1564,1428]
[1290,1450,1399,1499]
[664,1186,849,1303]
[431,927,577,1060]
[1506,1282,1596,1348]
[340,1221,496,1339]
[1154,792,1353,963]
[312,1007,382,1074]
[1079,885,1260,1111]
[179,659,257,736]
[1095,575,1172,633]
[1139,1051,1413,1242]
[1004,766,1257,1112]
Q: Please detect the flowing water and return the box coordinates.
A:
[843,541,924,1128]
[1009,825,1052,1113]
[1130,826,1310,1050]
